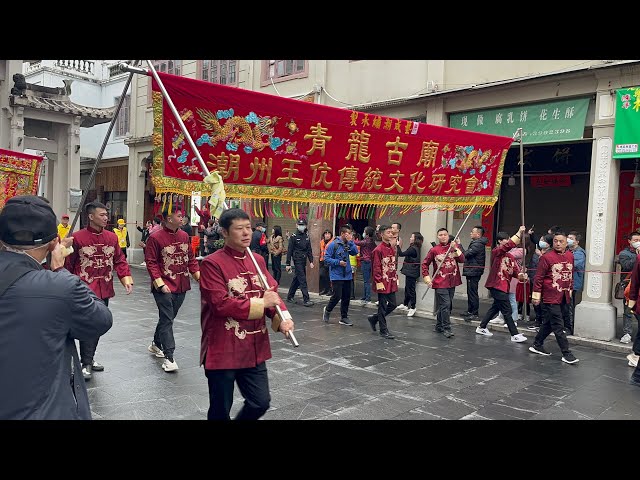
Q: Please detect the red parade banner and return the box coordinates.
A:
[0,148,44,210]
[151,72,513,210]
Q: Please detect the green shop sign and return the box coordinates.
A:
[449,97,590,144]
[613,87,640,159]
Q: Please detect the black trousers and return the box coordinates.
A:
[327,279,351,318]
[271,254,282,284]
[287,261,309,302]
[152,291,186,361]
[205,362,271,420]
[466,276,480,315]
[80,297,109,366]
[121,248,127,259]
[375,291,397,334]
[199,231,206,256]
[403,276,417,309]
[319,260,331,294]
[533,299,571,355]
[435,287,455,331]
[479,288,519,336]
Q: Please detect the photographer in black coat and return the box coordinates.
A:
[460,226,488,321]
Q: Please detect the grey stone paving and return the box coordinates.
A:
[87,267,640,420]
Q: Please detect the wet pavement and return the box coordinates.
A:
[87,267,640,420]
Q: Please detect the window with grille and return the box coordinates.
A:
[114,94,131,138]
[261,60,308,86]
[198,60,238,86]
[147,60,182,105]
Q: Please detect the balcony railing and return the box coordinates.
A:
[56,60,95,75]
[108,63,126,78]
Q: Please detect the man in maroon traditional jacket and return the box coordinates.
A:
[529,231,578,364]
[421,228,465,338]
[199,208,294,420]
[367,225,398,340]
[65,201,133,380]
[475,226,528,343]
[145,208,200,373]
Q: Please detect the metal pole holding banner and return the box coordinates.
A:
[68,67,136,234]
[421,203,478,300]
[140,60,299,348]
[514,128,529,325]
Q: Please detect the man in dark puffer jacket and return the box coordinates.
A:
[460,226,488,321]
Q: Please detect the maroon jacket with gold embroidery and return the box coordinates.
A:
[144,225,200,293]
[65,225,133,300]
[532,249,574,304]
[372,241,398,294]
[485,239,521,293]
[421,242,465,289]
[199,245,288,370]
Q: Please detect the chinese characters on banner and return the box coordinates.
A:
[530,175,571,188]
[0,148,44,210]
[634,198,640,233]
[151,72,514,210]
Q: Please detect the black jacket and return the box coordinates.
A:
[250,229,268,255]
[0,251,113,420]
[286,230,314,265]
[137,226,150,243]
[461,237,488,277]
[399,245,421,279]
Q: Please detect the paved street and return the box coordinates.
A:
[88,267,640,420]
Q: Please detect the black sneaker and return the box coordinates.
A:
[630,377,640,387]
[529,344,551,356]
[434,325,443,333]
[339,317,353,326]
[443,330,454,338]
[286,297,294,303]
[461,311,472,317]
[322,306,330,323]
[561,352,579,364]
[303,300,315,307]
[526,321,541,331]
[380,331,395,340]
[91,361,104,372]
[464,314,479,323]
[367,314,378,332]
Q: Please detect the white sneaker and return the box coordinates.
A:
[140,261,146,266]
[511,333,527,343]
[162,358,179,372]
[374,301,379,306]
[148,342,165,358]
[407,308,417,317]
[397,304,408,311]
[476,326,493,337]
[489,318,503,324]
[627,353,639,367]
[621,333,632,344]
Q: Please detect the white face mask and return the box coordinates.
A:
[538,240,549,249]
[567,239,575,247]
[633,241,640,249]
[297,225,305,232]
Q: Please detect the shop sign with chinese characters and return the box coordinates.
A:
[449,98,590,145]
[151,72,513,209]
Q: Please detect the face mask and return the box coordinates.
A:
[297,225,305,232]
[633,241,640,249]
[538,240,549,249]
[567,239,575,247]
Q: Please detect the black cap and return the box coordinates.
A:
[0,195,58,246]
[296,218,307,226]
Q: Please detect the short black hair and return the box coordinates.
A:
[496,231,509,242]
[437,227,448,234]
[153,216,161,224]
[543,233,554,245]
[473,225,485,236]
[628,231,640,240]
[553,231,567,238]
[548,225,561,234]
[568,230,582,243]
[378,224,391,232]
[219,208,249,230]
[85,201,107,215]
[392,222,402,230]
[255,221,266,228]
[340,225,352,234]
[364,226,375,238]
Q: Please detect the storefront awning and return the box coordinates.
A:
[613,87,640,159]
[449,97,591,145]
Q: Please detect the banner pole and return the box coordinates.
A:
[144,60,298,347]
[68,68,136,235]
[518,128,529,325]
[421,203,478,300]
